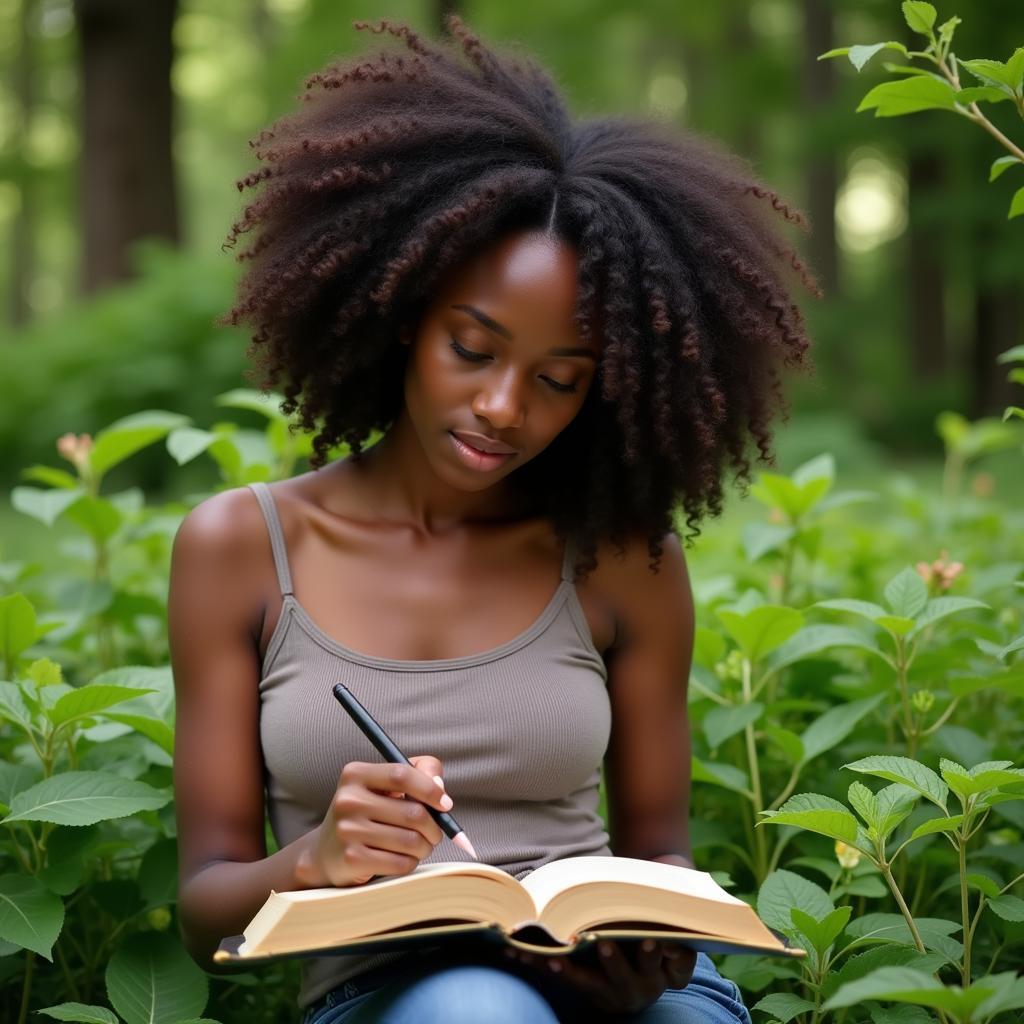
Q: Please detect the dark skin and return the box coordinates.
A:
[170,230,698,1016]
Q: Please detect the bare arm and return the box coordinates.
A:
[169,488,323,969]
[600,531,695,869]
[169,488,452,970]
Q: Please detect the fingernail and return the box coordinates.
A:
[440,793,454,810]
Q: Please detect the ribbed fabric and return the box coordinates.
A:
[247,482,613,1008]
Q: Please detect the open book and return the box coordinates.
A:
[214,856,803,964]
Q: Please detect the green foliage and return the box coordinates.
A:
[821,3,1024,221]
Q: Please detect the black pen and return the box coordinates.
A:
[332,682,478,860]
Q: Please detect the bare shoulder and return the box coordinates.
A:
[169,485,277,633]
[589,530,694,650]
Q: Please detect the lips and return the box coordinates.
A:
[450,430,517,455]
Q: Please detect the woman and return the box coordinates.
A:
[169,15,815,1023]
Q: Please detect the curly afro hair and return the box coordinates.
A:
[220,14,818,579]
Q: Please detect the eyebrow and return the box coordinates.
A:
[450,304,598,360]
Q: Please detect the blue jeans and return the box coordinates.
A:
[301,951,751,1023]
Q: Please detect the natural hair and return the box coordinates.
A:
[220,15,819,579]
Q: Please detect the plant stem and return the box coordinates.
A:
[880,860,927,954]
[741,657,768,881]
[767,763,801,812]
[959,831,972,986]
[17,951,34,1024]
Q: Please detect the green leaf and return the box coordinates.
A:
[690,757,751,795]
[844,914,963,962]
[988,894,1024,921]
[0,593,38,664]
[89,411,190,480]
[961,58,1018,92]
[875,784,919,840]
[764,724,805,764]
[976,973,1024,1017]
[214,388,286,420]
[36,1004,120,1024]
[105,932,208,1024]
[742,522,795,562]
[908,814,963,842]
[848,781,879,828]
[999,345,1024,363]
[940,758,1024,798]
[102,714,175,756]
[138,839,179,908]
[0,873,64,959]
[751,993,815,1024]
[1007,46,1024,90]
[844,756,947,811]
[717,606,804,662]
[823,966,992,1013]
[10,486,86,527]
[875,615,915,635]
[857,76,958,117]
[800,695,886,765]
[1010,186,1024,220]
[48,685,157,729]
[703,702,763,750]
[884,568,928,618]
[902,1,936,35]
[63,497,123,544]
[791,905,852,956]
[911,596,987,635]
[166,428,217,467]
[759,794,860,844]
[843,42,910,72]
[823,946,946,1001]
[757,870,834,936]
[814,598,888,623]
[767,625,882,673]
[956,86,1012,104]
[2,771,170,826]
[966,873,1000,899]
[19,466,81,489]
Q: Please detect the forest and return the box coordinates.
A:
[0,2,1022,1022]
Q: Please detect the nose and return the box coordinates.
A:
[470,369,526,431]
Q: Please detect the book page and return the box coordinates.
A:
[520,856,745,918]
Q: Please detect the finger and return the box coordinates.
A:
[595,940,634,987]
[634,938,663,980]
[409,754,445,790]
[365,762,452,812]
[661,944,697,988]
[365,796,444,848]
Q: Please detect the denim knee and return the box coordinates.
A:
[362,963,560,1024]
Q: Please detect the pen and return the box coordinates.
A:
[332,682,478,860]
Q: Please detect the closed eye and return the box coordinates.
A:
[449,337,489,363]
[449,338,577,394]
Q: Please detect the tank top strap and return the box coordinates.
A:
[560,531,578,584]
[247,482,294,598]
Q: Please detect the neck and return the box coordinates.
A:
[354,415,533,536]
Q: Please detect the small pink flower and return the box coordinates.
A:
[56,432,93,470]
[916,551,964,592]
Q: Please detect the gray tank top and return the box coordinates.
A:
[247,482,613,1008]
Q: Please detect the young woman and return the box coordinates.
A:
[169,16,816,1023]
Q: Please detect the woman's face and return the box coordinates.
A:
[401,229,600,491]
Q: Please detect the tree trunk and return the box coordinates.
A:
[905,151,947,379]
[433,0,461,35]
[10,0,37,325]
[801,0,838,299]
[971,286,1021,416]
[73,0,179,294]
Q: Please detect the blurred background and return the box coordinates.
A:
[1,0,1022,507]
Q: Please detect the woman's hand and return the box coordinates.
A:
[504,939,697,1016]
[295,755,452,888]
